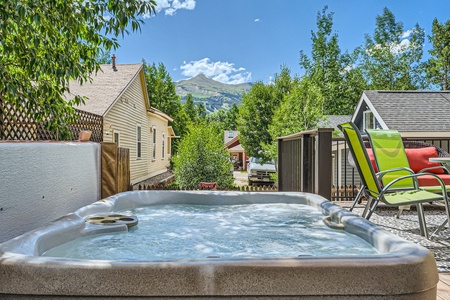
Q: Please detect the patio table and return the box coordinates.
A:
[429,157,450,173]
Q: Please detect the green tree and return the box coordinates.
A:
[173,122,233,188]
[238,67,294,161]
[425,18,450,90]
[144,62,181,116]
[196,102,207,120]
[299,6,364,115]
[184,94,197,122]
[237,81,275,160]
[359,7,425,90]
[0,0,155,136]
[143,61,187,152]
[265,77,324,158]
[96,48,112,64]
[224,103,239,130]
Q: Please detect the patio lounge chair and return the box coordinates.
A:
[338,122,450,239]
[347,135,450,210]
[365,129,450,216]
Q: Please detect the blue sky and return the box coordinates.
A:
[115,0,450,84]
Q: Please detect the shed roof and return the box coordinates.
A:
[355,90,450,132]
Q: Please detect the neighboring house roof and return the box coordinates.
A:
[67,63,173,122]
[318,115,352,129]
[224,130,239,145]
[229,144,244,152]
[352,90,450,132]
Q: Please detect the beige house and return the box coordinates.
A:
[68,63,176,184]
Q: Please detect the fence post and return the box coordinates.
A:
[315,128,333,200]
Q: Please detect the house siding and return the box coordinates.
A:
[146,113,171,180]
[102,73,169,184]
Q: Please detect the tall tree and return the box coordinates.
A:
[0,0,155,136]
[425,18,450,90]
[144,62,181,117]
[238,67,297,160]
[359,7,425,90]
[184,94,197,122]
[143,61,187,152]
[224,103,239,130]
[299,6,364,115]
[196,102,207,120]
[266,77,324,158]
[238,82,274,160]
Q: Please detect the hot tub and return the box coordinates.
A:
[0,191,438,299]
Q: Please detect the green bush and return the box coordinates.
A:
[173,123,234,188]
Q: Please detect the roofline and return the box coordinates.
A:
[103,63,146,116]
[168,126,179,138]
[148,107,174,122]
[351,91,388,129]
[224,135,240,147]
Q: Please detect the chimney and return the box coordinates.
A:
[112,54,118,71]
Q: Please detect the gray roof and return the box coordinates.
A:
[67,64,143,116]
[361,90,450,132]
[318,115,352,129]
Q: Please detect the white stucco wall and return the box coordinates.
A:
[0,142,101,243]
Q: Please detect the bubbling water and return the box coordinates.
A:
[42,203,378,260]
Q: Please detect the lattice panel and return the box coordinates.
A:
[0,101,102,142]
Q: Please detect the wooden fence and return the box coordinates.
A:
[0,101,103,142]
[101,142,131,198]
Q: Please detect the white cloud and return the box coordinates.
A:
[401,30,413,39]
[143,0,196,18]
[180,58,252,84]
[367,28,417,55]
[254,18,260,22]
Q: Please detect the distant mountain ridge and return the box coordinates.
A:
[175,74,252,112]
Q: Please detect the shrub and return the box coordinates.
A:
[173,123,233,188]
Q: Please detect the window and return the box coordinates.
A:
[161,133,165,159]
[363,111,375,130]
[228,131,233,138]
[113,131,120,147]
[152,127,156,160]
[136,125,142,159]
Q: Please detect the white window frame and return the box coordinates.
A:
[136,124,142,159]
[228,131,233,138]
[161,133,165,159]
[363,110,375,130]
[152,126,156,161]
[113,130,120,147]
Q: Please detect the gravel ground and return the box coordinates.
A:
[336,201,450,272]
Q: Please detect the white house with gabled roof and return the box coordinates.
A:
[67,62,176,184]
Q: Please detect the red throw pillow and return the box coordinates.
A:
[366,148,378,172]
[405,147,445,174]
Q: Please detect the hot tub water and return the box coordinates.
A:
[42,203,378,260]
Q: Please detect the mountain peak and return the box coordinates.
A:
[176,74,252,113]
